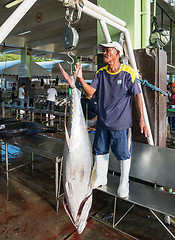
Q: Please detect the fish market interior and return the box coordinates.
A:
[0,0,175,239]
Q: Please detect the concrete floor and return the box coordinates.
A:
[0,138,175,240]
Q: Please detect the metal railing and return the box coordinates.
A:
[0,103,67,132]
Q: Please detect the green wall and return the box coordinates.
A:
[97,0,141,49]
[21,48,31,78]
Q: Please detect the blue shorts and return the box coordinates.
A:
[93,127,132,160]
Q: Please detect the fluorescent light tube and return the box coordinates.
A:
[5,0,24,8]
[18,30,31,35]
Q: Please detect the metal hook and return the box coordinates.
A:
[67,51,75,75]
[67,51,75,65]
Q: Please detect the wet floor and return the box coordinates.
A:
[0,139,175,240]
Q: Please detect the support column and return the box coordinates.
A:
[18,48,31,90]
[141,0,151,48]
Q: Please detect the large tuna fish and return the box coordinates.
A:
[59,63,93,234]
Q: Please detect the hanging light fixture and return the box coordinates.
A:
[5,0,24,9]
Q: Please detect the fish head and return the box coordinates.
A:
[64,180,92,234]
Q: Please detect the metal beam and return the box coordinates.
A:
[0,0,37,44]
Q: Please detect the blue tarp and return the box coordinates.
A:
[36,60,63,71]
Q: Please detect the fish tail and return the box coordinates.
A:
[59,63,75,88]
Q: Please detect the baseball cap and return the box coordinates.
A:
[98,41,123,57]
[172,83,175,87]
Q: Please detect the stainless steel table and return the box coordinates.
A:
[1,134,64,212]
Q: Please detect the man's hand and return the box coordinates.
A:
[74,62,83,80]
[139,118,150,138]
[134,94,150,138]
[74,62,96,97]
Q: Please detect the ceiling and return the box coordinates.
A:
[0,0,174,72]
[0,0,97,63]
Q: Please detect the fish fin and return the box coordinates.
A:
[76,194,92,234]
[90,161,97,189]
[59,63,74,88]
[63,195,75,226]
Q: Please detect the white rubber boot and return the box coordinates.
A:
[92,154,109,189]
[117,158,131,198]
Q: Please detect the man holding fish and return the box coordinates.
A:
[75,41,150,199]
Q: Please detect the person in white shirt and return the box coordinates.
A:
[18,83,26,108]
[46,86,57,111]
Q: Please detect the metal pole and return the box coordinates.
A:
[170,20,173,65]
[153,0,156,18]
[32,112,34,122]
[84,0,126,27]
[113,196,117,228]
[5,143,9,181]
[2,104,5,117]
[161,9,164,28]
[55,157,59,212]
[0,0,37,44]
[99,20,112,43]
[31,152,34,170]
[16,109,18,119]
[150,209,175,239]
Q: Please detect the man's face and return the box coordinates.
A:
[172,85,175,93]
[103,47,119,64]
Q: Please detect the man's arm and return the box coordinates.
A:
[75,63,96,98]
[22,89,25,97]
[133,93,150,138]
[35,90,37,99]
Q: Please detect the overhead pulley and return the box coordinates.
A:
[63,25,79,49]
[58,0,84,24]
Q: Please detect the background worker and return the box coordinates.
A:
[0,88,3,112]
[55,76,59,86]
[28,83,37,108]
[75,41,149,198]
[11,82,18,104]
[46,86,57,111]
[18,83,26,108]
[169,83,175,105]
[168,82,175,129]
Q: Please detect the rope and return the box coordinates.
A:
[137,78,168,96]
